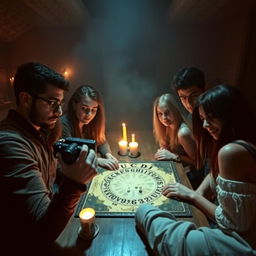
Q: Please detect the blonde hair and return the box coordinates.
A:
[153,93,188,151]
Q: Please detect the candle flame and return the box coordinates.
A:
[132,133,135,142]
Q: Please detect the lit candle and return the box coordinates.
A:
[131,133,135,142]
[129,141,139,157]
[118,140,128,155]
[79,208,97,239]
[122,123,127,142]
[79,208,95,224]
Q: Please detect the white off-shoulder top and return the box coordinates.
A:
[215,175,256,247]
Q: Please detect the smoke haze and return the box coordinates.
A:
[72,0,171,131]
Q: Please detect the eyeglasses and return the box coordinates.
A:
[32,94,65,112]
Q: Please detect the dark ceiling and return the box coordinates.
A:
[0,0,254,43]
[0,0,88,42]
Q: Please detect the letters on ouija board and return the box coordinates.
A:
[75,161,192,217]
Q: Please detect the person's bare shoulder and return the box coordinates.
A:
[218,142,253,162]
[218,141,256,181]
[177,124,194,145]
[178,123,192,139]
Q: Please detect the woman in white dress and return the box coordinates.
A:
[135,84,256,255]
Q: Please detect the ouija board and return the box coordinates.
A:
[75,161,191,217]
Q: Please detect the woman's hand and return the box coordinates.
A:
[105,153,118,162]
[163,182,217,220]
[98,153,119,170]
[154,148,180,161]
[162,182,196,203]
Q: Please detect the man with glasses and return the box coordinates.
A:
[31,94,65,113]
[0,62,97,256]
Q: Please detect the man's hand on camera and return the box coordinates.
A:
[58,145,98,185]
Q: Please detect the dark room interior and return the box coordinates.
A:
[1,0,256,130]
[1,1,256,255]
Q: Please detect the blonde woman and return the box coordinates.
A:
[61,85,119,170]
[153,93,196,166]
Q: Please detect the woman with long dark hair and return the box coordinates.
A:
[135,85,256,255]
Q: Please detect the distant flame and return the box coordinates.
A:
[9,77,14,86]
[63,68,71,79]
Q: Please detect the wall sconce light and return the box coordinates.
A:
[9,77,14,87]
[62,68,71,80]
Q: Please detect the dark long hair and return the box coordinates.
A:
[66,85,106,144]
[193,84,256,178]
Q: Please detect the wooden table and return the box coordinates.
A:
[55,130,208,255]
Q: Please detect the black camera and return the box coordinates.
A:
[54,137,96,164]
